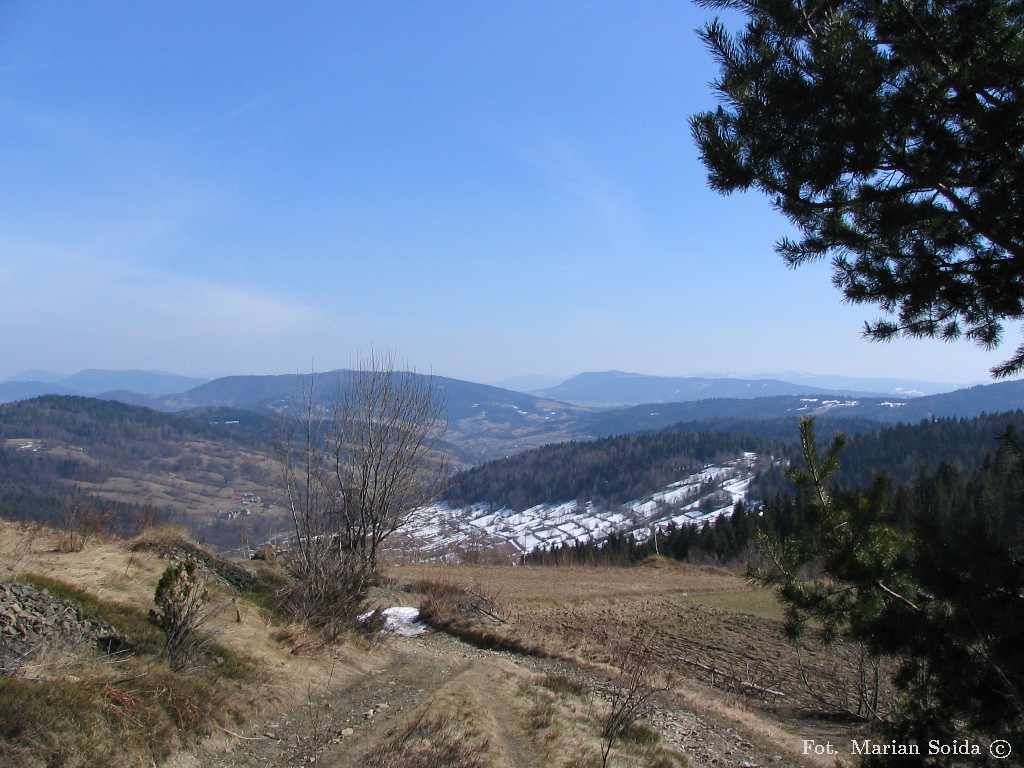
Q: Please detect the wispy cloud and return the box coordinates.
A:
[192,90,279,132]
[0,239,324,375]
[489,119,646,246]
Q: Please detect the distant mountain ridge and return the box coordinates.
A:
[530,370,889,407]
[0,369,209,400]
[104,370,588,466]
[579,380,1024,436]
[3,390,1020,554]
[2,367,1021,465]
[745,371,968,397]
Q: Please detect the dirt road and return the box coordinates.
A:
[183,628,822,768]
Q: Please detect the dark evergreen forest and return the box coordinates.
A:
[749,410,1024,499]
[444,430,783,511]
[447,410,1024,512]
[527,413,1024,567]
[4,395,1023,562]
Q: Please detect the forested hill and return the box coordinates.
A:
[444,410,1024,513]
[832,410,1024,487]
[749,410,1024,500]
[0,396,265,456]
[443,430,780,511]
[0,396,279,537]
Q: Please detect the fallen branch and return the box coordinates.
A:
[220,727,268,741]
[678,657,785,699]
[467,582,510,624]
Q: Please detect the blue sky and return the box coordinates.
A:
[0,1,1010,386]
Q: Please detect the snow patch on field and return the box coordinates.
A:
[398,452,762,561]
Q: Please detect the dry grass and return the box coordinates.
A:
[0,520,382,767]
[391,563,822,701]
[361,660,518,768]
[520,664,687,768]
[0,523,865,768]
[362,711,493,768]
[0,581,255,768]
[679,588,786,620]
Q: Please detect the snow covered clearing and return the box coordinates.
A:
[397,452,762,561]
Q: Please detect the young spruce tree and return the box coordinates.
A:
[754,418,1024,764]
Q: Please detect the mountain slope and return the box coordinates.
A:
[0,396,282,548]
[578,380,1024,437]
[61,369,210,395]
[102,372,1024,463]
[5,368,1021,467]
[0,381,79,402]
[405,453,760,558]
[751,372,965,397]
[109,370,589,465]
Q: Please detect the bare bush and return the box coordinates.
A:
[676,652,785,702]
[2,521,46,574]
[600,630,670,768]
[796,639,897,722]
[57,493,115,553]
[414,578,510,628]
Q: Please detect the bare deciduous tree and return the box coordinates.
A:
[277,353,448,638]
[329,353,448,572]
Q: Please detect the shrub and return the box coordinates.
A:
[150,560,210,669]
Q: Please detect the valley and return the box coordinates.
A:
[1,370,1022,767]
[4,369,1021,468]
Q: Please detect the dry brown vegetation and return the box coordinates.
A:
[388,560,875,760]
[0,520,376,768]
[1,522,868,768]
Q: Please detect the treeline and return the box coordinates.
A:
[749,410,1024,500]
[526,423,1024,567]
[835,410,1024,487]
[444,430,780,511]
[0,484,180,539]
[524,500,764,566]
[447,410,1024,515]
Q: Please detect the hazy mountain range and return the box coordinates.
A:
[2,368,1022,555]
[1,367,966,406]
[1,368,1021,465]
[530,370,882,406]
[0,369,210,399]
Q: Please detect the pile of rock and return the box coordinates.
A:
[133,537,258,593]
[0,581,128,675]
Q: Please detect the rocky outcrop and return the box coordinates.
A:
[0,581,128,675]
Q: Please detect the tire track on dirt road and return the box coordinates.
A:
[188,631,548,768]
[185,628,827,768]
